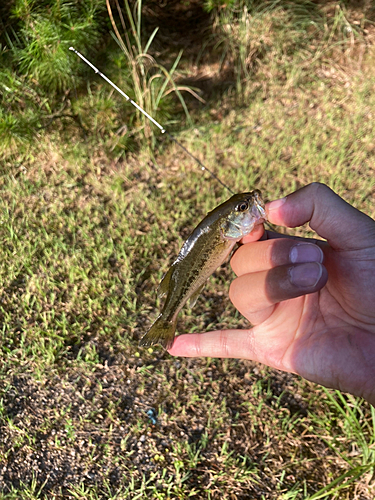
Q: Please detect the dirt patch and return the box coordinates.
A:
[0,355,320,498]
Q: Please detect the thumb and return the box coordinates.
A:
[267,183,375,251]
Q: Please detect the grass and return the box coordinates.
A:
[106,0,202,149]
[1,0,375,498]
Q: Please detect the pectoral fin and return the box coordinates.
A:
[157,265,174,298]
[188,283,205,308]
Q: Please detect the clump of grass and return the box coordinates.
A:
[209,0,322,94]
[106,0,203,149]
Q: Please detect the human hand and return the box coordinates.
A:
[168,183,375,404]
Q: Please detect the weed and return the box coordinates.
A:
[106,0,202,150]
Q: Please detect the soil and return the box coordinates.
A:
[0,351,310,498]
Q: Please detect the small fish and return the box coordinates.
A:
[140,190,267,349]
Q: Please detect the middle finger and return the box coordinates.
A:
[231,238,324,276]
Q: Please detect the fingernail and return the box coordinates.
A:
[290,262,323,288]
[290,243,323,264]
[267,196,287,211]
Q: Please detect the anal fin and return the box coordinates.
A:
[188,283,205,308]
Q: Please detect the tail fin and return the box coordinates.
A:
[139,315,177,350]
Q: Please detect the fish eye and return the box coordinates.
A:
[237,201,249,212]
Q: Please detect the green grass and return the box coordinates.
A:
[1,0,375,498]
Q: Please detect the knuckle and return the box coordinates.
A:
[308,182,331,198]
[218,330,230,357]
[194,335,202,357]
[244,328,256,356]
[309,181,326,191]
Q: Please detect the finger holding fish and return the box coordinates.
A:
[238,223,264,245]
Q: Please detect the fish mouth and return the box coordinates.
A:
[243,204,267,233]
[252,198,267,222]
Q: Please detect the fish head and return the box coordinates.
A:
[220,190,267,241]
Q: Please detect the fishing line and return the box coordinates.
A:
[69,47,234,195]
